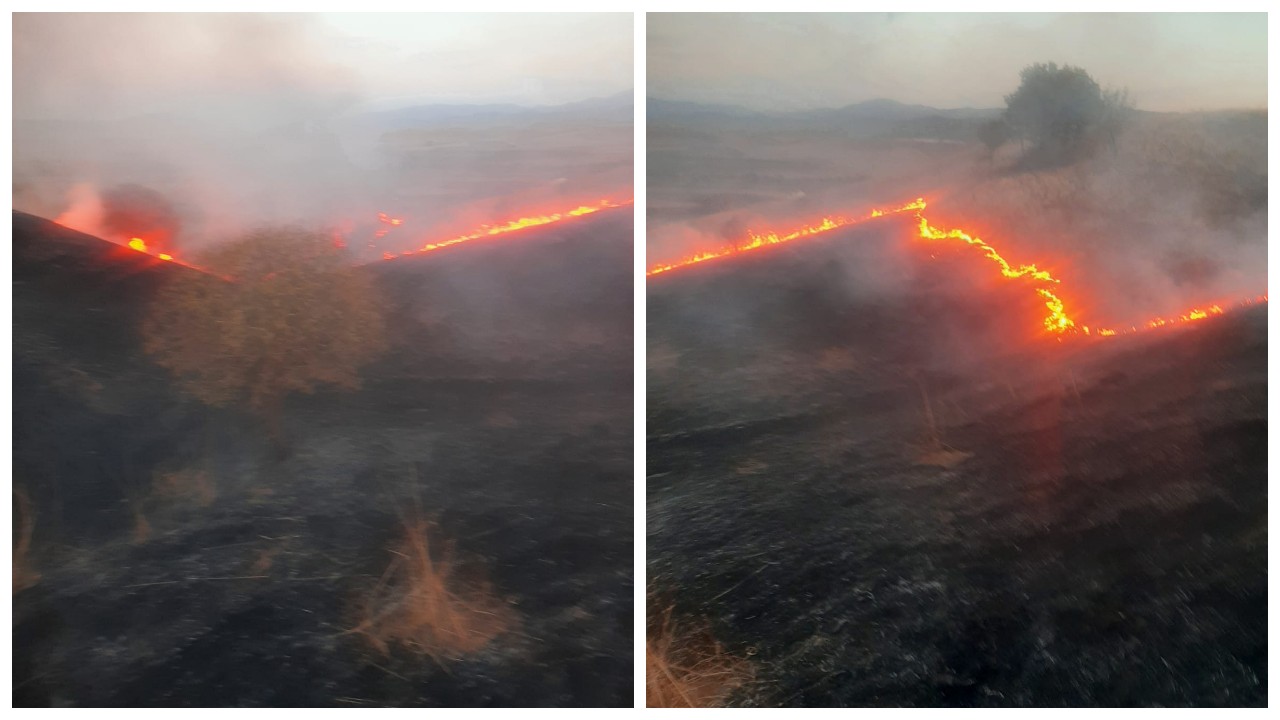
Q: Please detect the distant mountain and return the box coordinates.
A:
[341,91,633,134]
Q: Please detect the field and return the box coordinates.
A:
[645,104,1267,707]
[13,209,633,707]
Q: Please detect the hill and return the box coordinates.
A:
[13,209,633,707]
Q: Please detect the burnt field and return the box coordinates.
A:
[647,227,1267,707]
[12,209,632,707]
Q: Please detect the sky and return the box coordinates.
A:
[648,13,1267,112]
[13,12,634,122]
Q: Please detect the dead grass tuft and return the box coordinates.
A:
[152,468,216,507]
[13,487,41,593]
[647,605,753,707]
[131,506,152,545]
[348,516,516,665]
[915,445,974,469]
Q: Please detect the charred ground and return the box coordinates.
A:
[12,210,632,707]
[647,229,1266,707]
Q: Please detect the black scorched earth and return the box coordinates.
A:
[13,209,633,707]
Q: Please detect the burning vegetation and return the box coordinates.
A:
[375,196,634,261]
[646,30,1265,705]
[648,196,1264,342]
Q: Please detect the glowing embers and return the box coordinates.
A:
[385,197,633,261]
[126,236,176,263]
[646,198,926,276]
[375,212,405,239]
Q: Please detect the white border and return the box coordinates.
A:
[4,5,1277,714]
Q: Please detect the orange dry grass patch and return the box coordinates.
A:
[647,607,753,707]
[349,517,516,664]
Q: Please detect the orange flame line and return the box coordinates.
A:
[646,198,926,276]
[386,198,633,260]
[914,209,1075,334]
[646,197,1266,339]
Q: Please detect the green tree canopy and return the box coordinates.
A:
[1004,62,1113,165]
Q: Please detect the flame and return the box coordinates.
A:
[914,212,1075,334]
[124,236,180,263]
[374,212,406,239]
[388,197,633,259]
[646,198,925,276]
[109,234,198,269]
[646,196,1265,340]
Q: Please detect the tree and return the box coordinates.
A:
[142,227,387,442]
[1098,87,1134,155]
[1003,63,1112,165]
[976,118,1013,160]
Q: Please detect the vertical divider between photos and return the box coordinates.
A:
[632,9,647,710]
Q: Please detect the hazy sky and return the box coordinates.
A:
[649,13,1267,112]
[13,12,633,122]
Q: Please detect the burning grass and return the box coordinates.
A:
[647,604,754,708]
[348,516,516,665]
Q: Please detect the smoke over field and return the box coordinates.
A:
[14,13,632,260]
[647,101,1265,338]
[646,13,1266,708]
[13,12,634,708]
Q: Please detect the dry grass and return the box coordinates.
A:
[127,466,218,545]
[151,467,216,507]
[13,487,41,593]
[647,605,753,708]
[348,516,516,665]
[734,458,770,476]
[915,445,974,469]
[249,545,283,576]
[130,506,152,545]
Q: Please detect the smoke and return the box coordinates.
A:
[13,13,633,258]
[647,104,1266,364]
[648,13,1266,113]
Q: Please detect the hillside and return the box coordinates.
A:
[13,209,633,707]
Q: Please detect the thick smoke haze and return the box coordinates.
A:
[13,12,633,256]
[648,12,1266,351]
[649,13,1266,112]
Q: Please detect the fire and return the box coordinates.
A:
[646,198,925,276]
[914,213,1074,333]
[646,196,1266,340]
[374,212,406,239]
[125,236,178,263]
[388,197,633,259]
